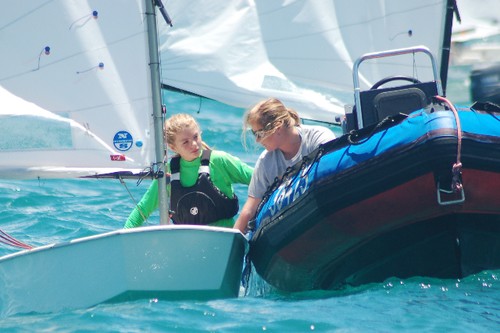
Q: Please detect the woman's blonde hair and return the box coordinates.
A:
[242,98,300,148]
[164,114,210,152]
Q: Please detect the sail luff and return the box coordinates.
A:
[145,0,170,225]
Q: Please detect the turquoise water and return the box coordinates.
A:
[0,78,499,331]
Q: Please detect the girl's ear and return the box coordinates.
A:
[168,143,178,154]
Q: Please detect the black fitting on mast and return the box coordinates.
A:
[154,0,173,27]
[439,0,458,96]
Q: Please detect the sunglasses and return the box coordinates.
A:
[251,121,276,140]
[251,128,268,139]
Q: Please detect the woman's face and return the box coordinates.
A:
[170,124,202,161]
[250,120,280,151]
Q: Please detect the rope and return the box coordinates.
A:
[0,229,33,250]
[119,175,149,223]
[435,95,463,192]
[347,114,407,145]
[253,144,327,229]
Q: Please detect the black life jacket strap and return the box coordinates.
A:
[170,150,211,182]
[199,149,211,174]
[170,154,181,182]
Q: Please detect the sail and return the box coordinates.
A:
[450,0,500,65]
[0,0,451,178]
[451,0,500,41]
[158,0,449,123]
[0,1,156,179]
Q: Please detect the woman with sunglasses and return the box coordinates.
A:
[234,98,336,234]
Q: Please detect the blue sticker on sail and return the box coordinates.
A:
[113,131,133,151]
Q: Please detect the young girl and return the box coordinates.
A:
[125,113,253,228]
[234,98,336,233]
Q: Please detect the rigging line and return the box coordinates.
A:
[0,237,32,250]
[160,57,194,66]
[412,52,420,80]
[263,2,441,43]
[0,229,33,250]
[435,96,462,162]
[0,31,144,82]
[154,0,174,90]
[68,10,98,30]
[0,0,54,31]
[196,97,202,113]
[118,176,148,223]
[0,230,25,246]
[435,95,463,193]
[259,0,303,16]
[154,0,171,144]
[347,114,406,145]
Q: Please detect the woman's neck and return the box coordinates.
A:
[280,126,301,160]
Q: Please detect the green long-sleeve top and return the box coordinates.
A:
[124,150,253,228]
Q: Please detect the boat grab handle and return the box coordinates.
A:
[436,181,465,205]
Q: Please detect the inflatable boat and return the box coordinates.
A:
[249,47,500,292]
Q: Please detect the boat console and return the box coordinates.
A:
[343,46,443,133]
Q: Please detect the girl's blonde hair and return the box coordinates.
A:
[164,114,210,152]
[242,98,300,148]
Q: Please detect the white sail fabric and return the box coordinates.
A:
[159,0,448,123]
[452,0,500,41]
[0,1,155,179]
[0,0,450,179]
[450,0,500,65]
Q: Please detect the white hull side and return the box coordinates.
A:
[0,225,247,316]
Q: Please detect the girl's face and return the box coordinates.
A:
[170,125,202,161]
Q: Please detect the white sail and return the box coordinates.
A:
[450,0,500,65]
[0,1,451,178]
[158,0,449,123]
[452,0,500,41]
[0,1,155,179]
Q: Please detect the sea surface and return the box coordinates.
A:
[0,67,499,332]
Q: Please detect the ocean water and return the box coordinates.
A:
[0,69,499,332]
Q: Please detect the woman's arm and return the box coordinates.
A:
[233,196,261,233]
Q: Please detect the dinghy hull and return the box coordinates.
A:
[250,106,500,291]
[0,226,246,315]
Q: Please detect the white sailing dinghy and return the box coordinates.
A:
[0,0,246,316]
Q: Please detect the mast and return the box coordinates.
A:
[145,0,170,225]
[439,0,458,96]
